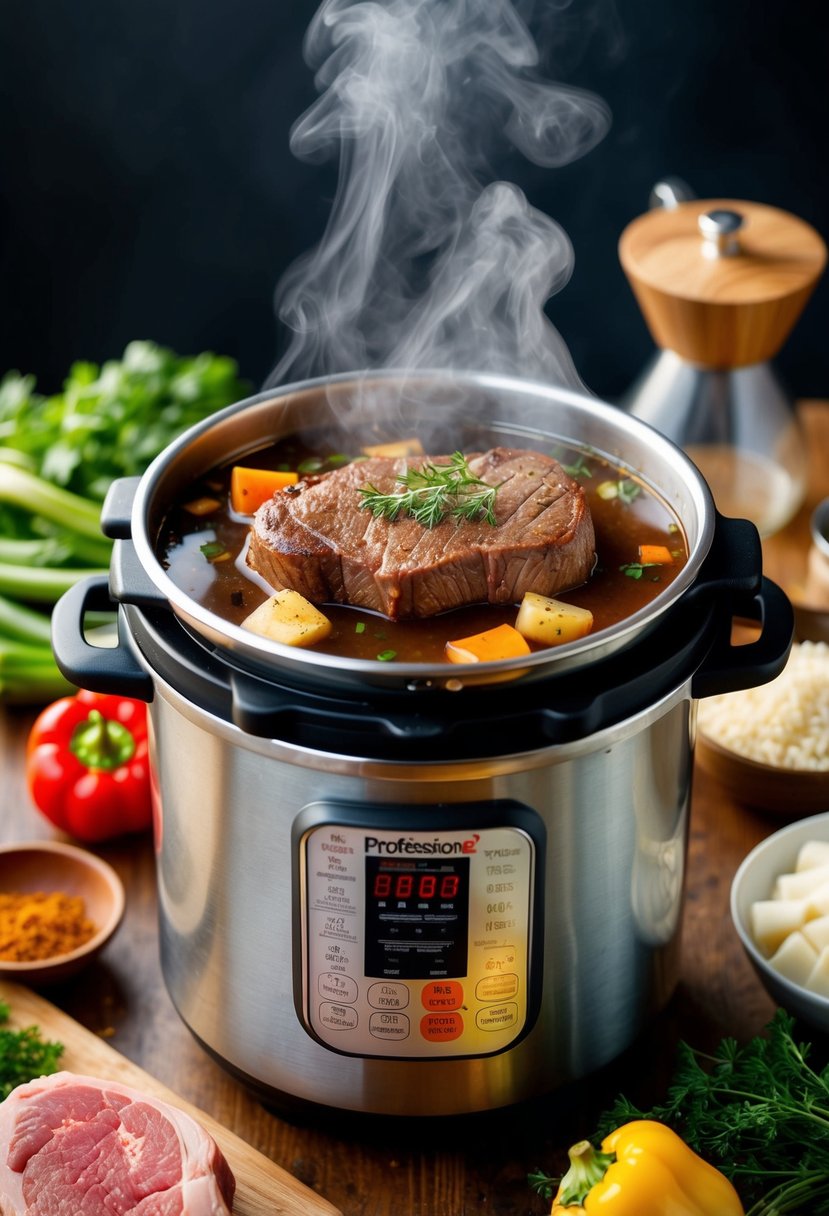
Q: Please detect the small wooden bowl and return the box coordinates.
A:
[0,842,125,985]
[696,732,829,817]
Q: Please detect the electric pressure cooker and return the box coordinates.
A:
[51,371,792,1118]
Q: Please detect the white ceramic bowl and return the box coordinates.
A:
[731,811,829,1033]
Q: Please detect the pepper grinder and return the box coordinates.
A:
[618,196,826,536]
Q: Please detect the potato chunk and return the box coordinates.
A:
[242,590,332,647]
[515,592,593,647]
[751,899,809,957]
[802,914,829,953]
[806,946,829,997]
[796,840,829,871]
[773,863,829,901]
[361,438,424,458]
[768,931,818,986]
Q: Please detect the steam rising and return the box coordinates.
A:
[267,0,610,389]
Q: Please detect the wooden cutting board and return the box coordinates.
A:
[0,981,342,1216]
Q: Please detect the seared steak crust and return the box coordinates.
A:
[246,447,595,621]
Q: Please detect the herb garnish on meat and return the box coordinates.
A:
[358,451,498,528]
[0,999,64,1099]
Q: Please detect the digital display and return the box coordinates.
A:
[364,855,470,981]
[370,871,462,901]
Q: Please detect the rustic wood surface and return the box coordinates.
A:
[1,401,827,1216]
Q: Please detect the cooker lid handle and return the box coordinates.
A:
[100,476,142,539]
[685,512,763,603]
[691,576,794,700]
[229,670,445,741]
[51,576,155,701]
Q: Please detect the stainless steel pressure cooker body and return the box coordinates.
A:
[51,371,793,1118]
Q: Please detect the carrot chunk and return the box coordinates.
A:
[445,623,532,664]
[638,544,674,565]
[230,466,299,514]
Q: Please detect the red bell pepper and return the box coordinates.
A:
[26,689,151,843]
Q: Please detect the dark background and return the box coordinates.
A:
[1,0,827,401]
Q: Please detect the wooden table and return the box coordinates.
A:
[1,402,827,1216]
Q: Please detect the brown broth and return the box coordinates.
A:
[158,434,688,664]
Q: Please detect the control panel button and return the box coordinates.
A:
[319,973,358,1003]
[369,1012,410,1040]
[475,1003,518,1032]
[421,980,464,1011]
[319,1003,359,1031]
[475,973,519,1003]
[420,1012,464,1042]
[368,982,410,1010]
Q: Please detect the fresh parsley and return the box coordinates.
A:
[0,340,249,702]
[358,452,498,528]
[597,1011,829,1216]
[561,455,593,480]
[199,540,227,562]
[620,561,661,580]
[0,340,249,502]
[597,478,642,505]
[0,999,64,1099]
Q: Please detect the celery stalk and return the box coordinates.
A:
[0,638,75,702]
[0,462,105,541]
[0,561,108,603]
[0,533,113,568]
[0,594,53,644]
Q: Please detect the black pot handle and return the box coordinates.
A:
[691,576,794,700]
[683,513,763,604]
[51,576,155,701]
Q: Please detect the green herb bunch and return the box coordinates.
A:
[0,999,64,1099]
[358,451,498,528]
[598,1011,829,1216]
[0,340,249,501]
[0,340,249,702]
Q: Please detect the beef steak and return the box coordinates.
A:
[0,1072,236,1216]
[247,446,595,620]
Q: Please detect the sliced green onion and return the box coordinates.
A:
[376,649,397,662]
[561,456,592,479]
[355,621,366,634]
[617,479,641,505]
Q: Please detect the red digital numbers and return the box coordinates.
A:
[439,875,459,898]
[372,871,460,901]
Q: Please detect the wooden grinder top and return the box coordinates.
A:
[619,198,826,368]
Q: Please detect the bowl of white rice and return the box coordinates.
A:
[697,640,829,816]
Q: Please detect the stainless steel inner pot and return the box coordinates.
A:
[118,368,718,691]
[51,370,793,1118]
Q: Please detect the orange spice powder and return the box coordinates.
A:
[0,891,96,962]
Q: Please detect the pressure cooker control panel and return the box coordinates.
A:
[293,802,544,1059]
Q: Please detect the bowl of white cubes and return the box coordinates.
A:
[731,812,829,1032]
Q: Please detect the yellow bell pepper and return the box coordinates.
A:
[551,1120,744,1215]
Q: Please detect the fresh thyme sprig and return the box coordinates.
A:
[594,1011,829,1216]
[357,451,498,528]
